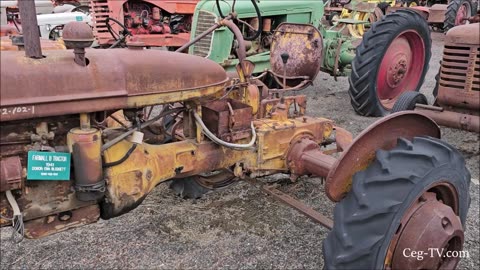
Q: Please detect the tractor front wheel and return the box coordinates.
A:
[391,91,428,113]
[323,137,471,269]
[348,10,431,116]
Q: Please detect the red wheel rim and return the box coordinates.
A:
[376,30,425,110]
[455,4,471,25]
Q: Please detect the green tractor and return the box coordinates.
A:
[186,0,432,117]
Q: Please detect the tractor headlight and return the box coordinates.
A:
[45,24,51,31]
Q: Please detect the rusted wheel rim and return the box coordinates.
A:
[455,4,471,25]
[194,170,236,189]
[385,183,463,270]
[376,30,425,109]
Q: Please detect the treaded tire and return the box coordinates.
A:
[377,2,390,14]
[170,177,210,199]
[391,91,428,113]
[323,137,471,269]
[444,0,474,32]
[348,10,432,116]
[170,171,237,199]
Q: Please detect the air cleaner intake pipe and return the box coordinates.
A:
[18,0,43,58]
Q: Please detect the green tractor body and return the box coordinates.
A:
[189,0,328,74]
[188,1,433,118]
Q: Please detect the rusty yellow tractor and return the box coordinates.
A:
[0,0,472,269]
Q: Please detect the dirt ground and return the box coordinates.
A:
[1,32,479,269]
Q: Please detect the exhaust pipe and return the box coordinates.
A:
[18,0,43,58]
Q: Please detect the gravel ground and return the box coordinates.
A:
[1,32,479,269]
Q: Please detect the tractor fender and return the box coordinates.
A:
[325,111,441,202]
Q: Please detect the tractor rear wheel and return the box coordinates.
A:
[444,0,474,32]
[170,170,236,199]
[348,10,431,116]
[391,91,428,113]
[323,137,471,269]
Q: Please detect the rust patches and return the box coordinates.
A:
[386,187,463,269]
[286,137,337,178]
[0,49,228,121]
[0,36,66,51]
[270,23,323,86]
[24,204,100,239]
[415,106,480,133]
[326,112,441,202]
[201,99,253,142]
[0,156,23,192]
[67,128,104,201]
[333,126,353,152]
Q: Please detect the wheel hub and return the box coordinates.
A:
[455,5,469,26]
[376,30,425,109]
[387,58,408,88]
[388,192,464,270]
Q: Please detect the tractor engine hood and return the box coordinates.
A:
[0,49,228,121]
[445,23,480,45]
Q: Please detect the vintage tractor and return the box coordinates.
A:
[0,1,472,269]
[392,22,479,133]
[184,0,325,73]
[184,0,432,117]
[444,0,478,31]
[88,0,199,49]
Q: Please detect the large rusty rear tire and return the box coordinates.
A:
[323,137,470,269]
[348,10,431,116]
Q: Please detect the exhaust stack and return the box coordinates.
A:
[18,0,43,58]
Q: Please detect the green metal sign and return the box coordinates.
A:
[27,151,71,181]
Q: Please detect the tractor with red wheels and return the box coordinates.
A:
[182,0,434,117]
[392,22,479,133]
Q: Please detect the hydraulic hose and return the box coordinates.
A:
[192,110,256,150]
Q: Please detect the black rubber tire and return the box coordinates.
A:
[170,177,211,199]
[391,91,428,112]
[377,2,390,14]
[170,171,237,199]
[348,9,431,116]
[444,0,474,32]
[323,137,471,269]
